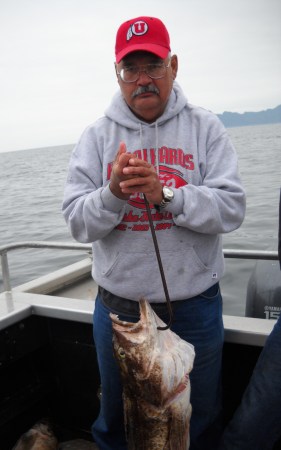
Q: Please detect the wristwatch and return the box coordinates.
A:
[154,186,174,210]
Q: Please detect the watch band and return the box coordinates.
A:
[154,186,174,211]
[154,199,168,211]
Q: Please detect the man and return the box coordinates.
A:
[62,16,246,450]
[219,191,281,450]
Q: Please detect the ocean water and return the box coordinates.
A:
[1,123,281,316]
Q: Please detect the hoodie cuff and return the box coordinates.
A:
[100,184,127,213]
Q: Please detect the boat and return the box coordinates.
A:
[0,241,280,449]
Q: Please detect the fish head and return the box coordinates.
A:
[110,298,159,382]
[110,298,195,403]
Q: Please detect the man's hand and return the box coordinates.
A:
[109,142,134,200]
[120,156,163,205]
[110,142,163,204]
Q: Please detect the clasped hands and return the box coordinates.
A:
[109,142,163,205]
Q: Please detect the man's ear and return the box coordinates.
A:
[171,54,178,80]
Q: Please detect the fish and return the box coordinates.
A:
[110,298,195,450]
[12,419,58,450]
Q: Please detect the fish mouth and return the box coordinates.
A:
[110,298,167,337]
[110,298,150,332]
[110,312,144,334]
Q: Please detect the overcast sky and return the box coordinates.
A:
[0,0,280,152]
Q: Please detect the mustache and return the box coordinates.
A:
[131,85,160,98]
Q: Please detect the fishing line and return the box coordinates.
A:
[143,194,173,330]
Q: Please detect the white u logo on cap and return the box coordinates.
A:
[131,21,148,36]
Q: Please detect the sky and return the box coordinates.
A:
[0,0,280,152]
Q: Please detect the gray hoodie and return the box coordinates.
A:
[62,82,246,302]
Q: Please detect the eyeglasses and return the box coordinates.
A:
[116,59,171,83]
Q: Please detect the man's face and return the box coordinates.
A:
[115,51,178,123]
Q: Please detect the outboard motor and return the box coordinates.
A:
[246,259,281,320]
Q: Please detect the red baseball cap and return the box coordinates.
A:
[115,16,171,63]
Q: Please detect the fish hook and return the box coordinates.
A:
[143,194,173,330]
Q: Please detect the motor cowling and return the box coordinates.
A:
[245,260,281,320]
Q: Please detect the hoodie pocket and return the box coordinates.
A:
[101,245,214,301]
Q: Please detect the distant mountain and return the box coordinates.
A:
[217,104,281,128]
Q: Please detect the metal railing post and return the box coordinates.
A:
[1,252,11,292]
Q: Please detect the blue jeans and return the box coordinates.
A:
[92,284,224,450]
[220,315,281,450]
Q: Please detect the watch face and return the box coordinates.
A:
[163,186,174,201]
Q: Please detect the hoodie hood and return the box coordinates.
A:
[105,81,188,130]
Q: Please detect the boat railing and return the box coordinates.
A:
[0,241,92,292]
[0,241,279,293]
